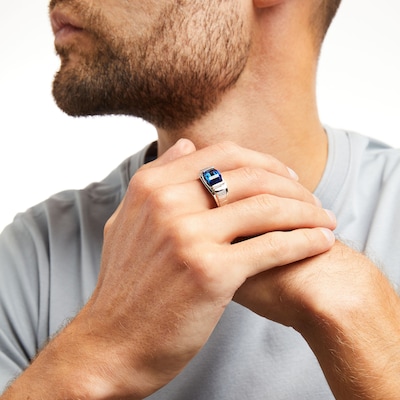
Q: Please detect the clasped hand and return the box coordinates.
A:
[81,139,336,398]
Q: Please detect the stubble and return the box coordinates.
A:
[52,0,251,131]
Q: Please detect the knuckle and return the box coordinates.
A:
[103,204,123,238]
[265,233,287,262]
[166,222,221,287]
[254,194,278,212]
[302,228,332,252]
[214,141,241,159]
[145,186,177,214]
[186,250,221,289]
[301,228,317,247]
[129,172,180,224]
[127,169,154,200]
[218,140,240,152]
[165,216,198,250]
[239,166,265,183]
[103,217,113,237]
[292,182,315,204]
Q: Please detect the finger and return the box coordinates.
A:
[198,166,318,208]
[143,138,197,169]
[138,141,297,188]
[109,139,197,225]
[195,195,336,243]
[153,171,318,218]
[227,227,336,280]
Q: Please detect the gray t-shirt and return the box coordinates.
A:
[1,127,400,398]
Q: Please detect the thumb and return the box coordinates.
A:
[109,139,196,224]
[150,138,197,167]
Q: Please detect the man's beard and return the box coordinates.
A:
[52,1,251,131]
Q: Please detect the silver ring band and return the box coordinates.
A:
[199,167,228,207]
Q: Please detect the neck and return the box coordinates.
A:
[156,104,327,194]
[156,4,327,193]
[156,70,327,192]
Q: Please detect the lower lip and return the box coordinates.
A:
[54,25,84,44]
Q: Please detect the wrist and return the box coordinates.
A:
[4,314,145,400]
[297,264,400,399]
[52,312,147,400]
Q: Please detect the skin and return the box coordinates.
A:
[4,141,337,399]
[51,0,251,130]
[3,0,400,399]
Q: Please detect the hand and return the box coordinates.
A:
[81,139,335,398]
[234,241,364,328]
[5,139,335,400]
[234,241,388,329]
[234,241,400,399]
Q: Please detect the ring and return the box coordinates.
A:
[199,167,228,207]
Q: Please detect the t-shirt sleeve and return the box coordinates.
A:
[0,213,49,392]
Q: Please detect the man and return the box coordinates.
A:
[1,0,400,398]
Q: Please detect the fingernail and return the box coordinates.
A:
[287,167,299,180]
[175,138,196,153]
[320,228,335,245]
[324,209,336,224]
[313,194,322,207]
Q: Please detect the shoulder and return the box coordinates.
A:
[348,129,400,168]
[344,129,400,199]
[323,127,400,197]
[324,126,400,211]
[327,126,400,167]
[0,143,153,364]
[323,128,400,278]
[3,143,152,244]
[0,143,153,284]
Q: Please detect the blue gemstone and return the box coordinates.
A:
[204,168,223,185]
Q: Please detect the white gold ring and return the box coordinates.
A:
[199,167,228,207]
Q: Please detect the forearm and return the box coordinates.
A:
[1,142,338,399]
[1,316,143,400]
[236,241,400,398]
[302,267,400,399]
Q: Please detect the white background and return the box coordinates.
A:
[1,0,400,232]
